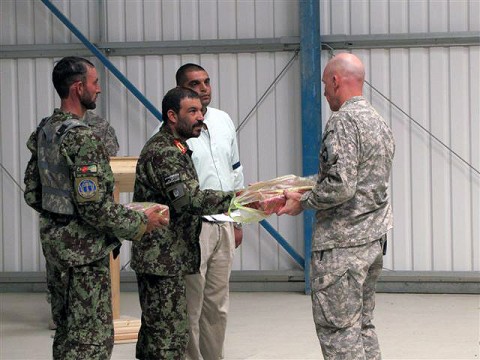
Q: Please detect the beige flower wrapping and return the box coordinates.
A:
[228,175,315,223]
[124,202,170,226]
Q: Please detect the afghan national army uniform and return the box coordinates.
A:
[45,110,119,328]
[301,96,395,359]
[24,109,148,360]
[132,124,234,360]
[84,110,120,157]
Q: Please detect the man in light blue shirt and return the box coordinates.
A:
[176,63,244,360]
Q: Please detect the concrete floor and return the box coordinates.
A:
[0,292,479,359]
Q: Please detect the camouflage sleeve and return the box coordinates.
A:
[103,123,120,157]
[91,119,119,157]
[301,114,357,210]
[137,147,233,216]
[84,111,120,157]
[181,159,234,215]
[23,131,43,213]
[63,128,148,240]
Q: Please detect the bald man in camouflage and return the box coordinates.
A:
[277,53,395,359]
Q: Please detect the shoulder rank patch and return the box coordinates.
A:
[174,139,187,154]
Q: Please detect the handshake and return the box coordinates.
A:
[228,175,314,223]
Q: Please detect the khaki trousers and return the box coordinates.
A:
[185,221,235,360]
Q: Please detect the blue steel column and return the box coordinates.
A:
[299,0,321,294]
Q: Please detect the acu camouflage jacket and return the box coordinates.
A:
[301,96,395,251]
[131,124,234,276]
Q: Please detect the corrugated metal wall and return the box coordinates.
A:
[1,0,478,273]
[318,0,480,272]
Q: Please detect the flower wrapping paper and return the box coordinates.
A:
[228,174,315,223]
[124,202,170,226]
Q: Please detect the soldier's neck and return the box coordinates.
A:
[60,99,86,119]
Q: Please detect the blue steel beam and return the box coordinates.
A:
[40,0,163,123]
[299,0,321,294]
[260,220,304,268]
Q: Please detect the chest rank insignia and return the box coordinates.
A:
[174,139,187,154]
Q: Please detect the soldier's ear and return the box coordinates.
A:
[70,80,83,98]
[167,109,177,124]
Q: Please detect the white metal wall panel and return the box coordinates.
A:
[104,0,299,42]
[320,0,480,34]
[1,0,479,274]
[470,47,480,272]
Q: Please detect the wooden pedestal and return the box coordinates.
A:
[110,156,140,344]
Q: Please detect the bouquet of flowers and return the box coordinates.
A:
[228,174,315,223]
[124,202,170,226]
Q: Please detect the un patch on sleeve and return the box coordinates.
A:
[75,176,100,203]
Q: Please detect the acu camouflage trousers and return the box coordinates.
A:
[135,273,188,360]
[310,239,384,360]
[51,255,114,360]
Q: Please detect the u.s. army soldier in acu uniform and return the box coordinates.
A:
[23,56,164,360]
[278,53,395,359]
[132,87,234,360]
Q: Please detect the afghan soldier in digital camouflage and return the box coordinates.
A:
[24,56,164,360]
[46,109,119,331]
[131,87,234,360]
[277,53,395,359]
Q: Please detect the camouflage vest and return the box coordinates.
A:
[37,116,88,215]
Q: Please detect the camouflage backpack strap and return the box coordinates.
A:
[55,119,89,165]
[39,117,88,144]
[36,116,51,133]
[55,119,89,141]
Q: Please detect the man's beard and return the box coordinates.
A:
[177,120,202,139]
[81,95,96,110]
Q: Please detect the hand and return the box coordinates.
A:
[144,204,169,233]
[235,189,245,197]
[276,190,304,216]
[233,227,243,248]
